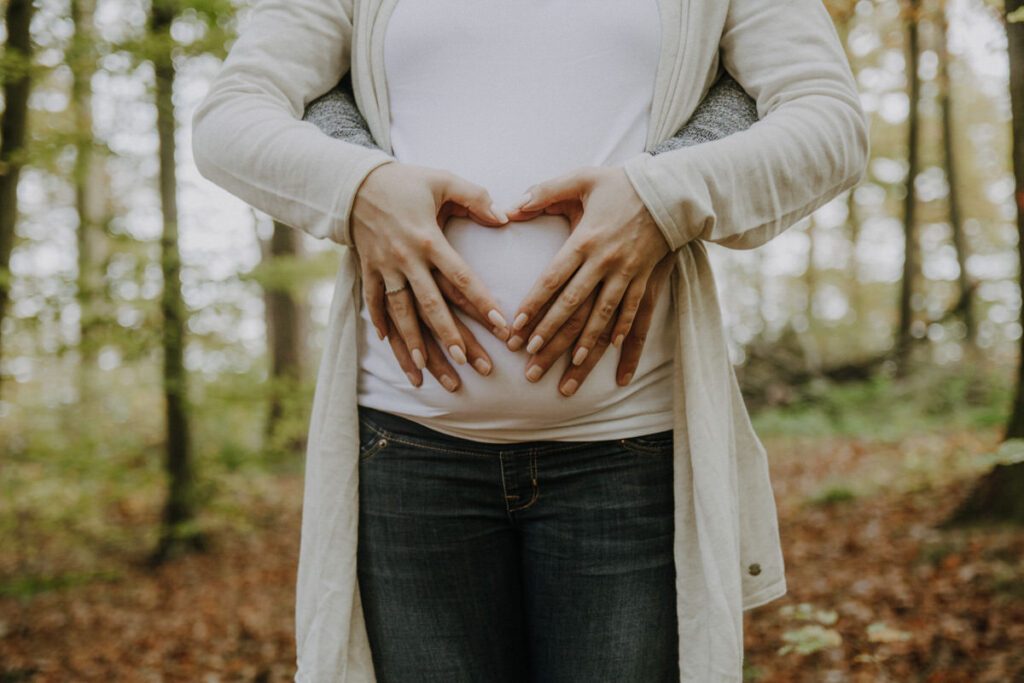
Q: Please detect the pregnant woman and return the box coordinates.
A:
[191,1,868,681]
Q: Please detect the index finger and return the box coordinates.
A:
[509,237,586,334]
[431,241,511,340]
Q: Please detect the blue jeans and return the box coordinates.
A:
[356,405,679,683]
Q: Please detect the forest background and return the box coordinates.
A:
[2,0,1024,681]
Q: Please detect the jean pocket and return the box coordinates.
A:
[358,416,391,462]
[617,429,674,455]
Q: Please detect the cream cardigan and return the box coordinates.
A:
[191,0,869,680]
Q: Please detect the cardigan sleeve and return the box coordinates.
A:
[622,0,870,251]
[190,0,395,249]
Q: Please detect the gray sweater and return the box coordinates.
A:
[303,71,759,156]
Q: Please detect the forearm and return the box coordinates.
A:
[302,71,760,156]
[191,0,392,250]
[622,0,870,252]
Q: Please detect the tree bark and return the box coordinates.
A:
[70,0,108,399]
[896,0,922,375]
[1004,0,1024,442]
[0,0,35,394]
[150,0,202,562]
[264,220,307,451]
[947,0,1024,527]
[935,1,975,344]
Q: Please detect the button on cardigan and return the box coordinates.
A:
[190,0,870,680]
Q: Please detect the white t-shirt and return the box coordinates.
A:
[356,0,674,442]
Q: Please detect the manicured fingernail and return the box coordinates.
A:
[526,364,543,382]
[488,309,508,328]
[572,347,588,366]
[518,191,533,208]
[507,335,524,351]
[561,379,579,396]
[411,348,426,370]
[405,371,421,387]
[621,372,634,385]
[612,333,624,348]
[449,344,467,365]
[376,326,386,340]
[512,313,529,330]
[440,375,458,392]
[490,203,508,223]
[526,335,543,354]
[473,358,492,375]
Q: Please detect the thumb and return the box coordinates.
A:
[511,168,594,216]
[439,173,508,226]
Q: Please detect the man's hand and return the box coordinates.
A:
[505,166,671,372]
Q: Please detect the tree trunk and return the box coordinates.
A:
[896,0,922,375]
[0,0,34,394]
[1004,0,1024,442]
[150,0,202,563]
[947,0,1024,527]
[70,0,107,400]
[935,1,975,344]
[264,220,307,451]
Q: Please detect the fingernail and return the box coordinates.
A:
[507,335,524,351]
[488,309,508,329]
[411,348,426,370]
[449,344,467,365]
[405,371,421,387]
[526,364,543,382]
[621,372,634,385]
[473,358,492,375]
[512,313,529,330]
[613,333,624,348]
[518,191,533,208]
[526,335,543,354]
[376,326,386,340]
[561,379,579,396]
[440,375,458,392]
[572,347,588,366]
[490,203,508,223]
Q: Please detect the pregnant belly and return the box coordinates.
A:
[358,213,656,426]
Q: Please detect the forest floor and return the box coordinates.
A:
[1,425,1022,682]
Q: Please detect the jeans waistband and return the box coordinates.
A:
[356,405,672,452]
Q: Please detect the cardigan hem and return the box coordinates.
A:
[741,577,787,612]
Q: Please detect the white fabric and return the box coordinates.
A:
[190,0,869,679]
[356,0,674,442]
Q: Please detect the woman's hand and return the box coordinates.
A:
[513,251,676,396]
[385,267,511,392]
[353,162,512,371]
[504,166,671,366]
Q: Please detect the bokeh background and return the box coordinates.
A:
[2,0,1024,681]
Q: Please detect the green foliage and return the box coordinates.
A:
[777,603,842,657]
[806,484,858,507]
[751,360,1012,438]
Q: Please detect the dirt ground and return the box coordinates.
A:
[2,428,1022,682]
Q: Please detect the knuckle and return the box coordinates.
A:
[540,272,562,292]
[573,236,594,256]
[561,289,583,308]
[448,267,472,290]
[598,300,617,319]
[420,295,442,315]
